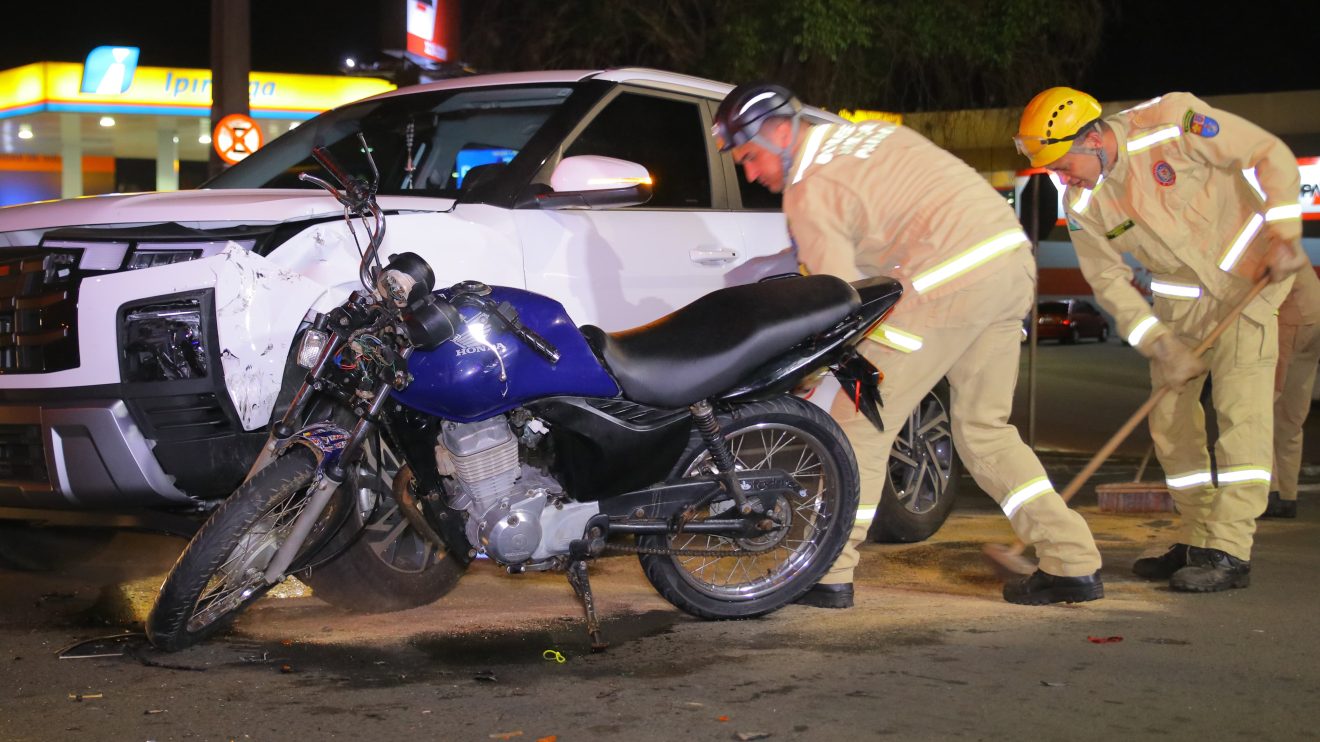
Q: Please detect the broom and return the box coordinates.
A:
[1095,443,1174,513]
[983,276,1270,578]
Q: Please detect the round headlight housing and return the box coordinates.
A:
[377,252,435,307]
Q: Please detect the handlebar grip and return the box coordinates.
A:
[512,323,560,364]
[310,146,352,189]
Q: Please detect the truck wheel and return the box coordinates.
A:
[300,448,464,613]
[0,523,115,571]
[868,379,960,543]
[298,497,465,612]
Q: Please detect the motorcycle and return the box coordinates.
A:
[146,135,902,651]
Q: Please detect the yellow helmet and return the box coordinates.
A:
[1014,87,1102,168]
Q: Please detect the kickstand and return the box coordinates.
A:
[566,559,608,652]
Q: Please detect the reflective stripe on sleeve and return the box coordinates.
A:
[790,126,830,185]
[1218,213,1265,272]
[1125,126,1182,154]
[1165,470,1213,490]
[910,229,1029,294]
[854,505,878,524]
[1217,467,1271,484]
[1149,279,1202,299]
[868,323,923,352]
[1127,316,1160,347]
[1000,477,1054,518]
[1265,203,1303,222]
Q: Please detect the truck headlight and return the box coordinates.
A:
[122,298,208,381]
[125,248,203,270]
[296,329,329,369]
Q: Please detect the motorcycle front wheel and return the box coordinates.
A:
[147,446,346,651]
[638,395,859,619]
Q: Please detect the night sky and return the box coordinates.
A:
[2,1,1314,106]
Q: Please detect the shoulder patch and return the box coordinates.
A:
[1181,109,1219,137]
[1067,214,1084,232]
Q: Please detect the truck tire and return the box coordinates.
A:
[868,378,960,543]
[299,494,465,613]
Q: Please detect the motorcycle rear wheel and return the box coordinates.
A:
[638,395,859,619]
[147,446,344,651]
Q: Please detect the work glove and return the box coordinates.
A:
[1263,225,1307,284]
[1149,333,1207,392]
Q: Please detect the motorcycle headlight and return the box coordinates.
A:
[122,297,208,382]
[378,252,435,306]
[296,329,329,369]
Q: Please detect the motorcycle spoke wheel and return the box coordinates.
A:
[670,422,838,601]
[185,490,312,634]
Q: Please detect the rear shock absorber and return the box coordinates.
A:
[690,400,752,515]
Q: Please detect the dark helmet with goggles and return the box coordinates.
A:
[712,81,803,152]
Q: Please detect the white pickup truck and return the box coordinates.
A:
[0,68,957,606]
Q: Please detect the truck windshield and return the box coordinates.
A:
[205,84,579,197]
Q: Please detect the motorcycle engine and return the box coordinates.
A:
[435,416,561,564]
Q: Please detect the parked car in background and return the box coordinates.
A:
[1032,299,1110,343]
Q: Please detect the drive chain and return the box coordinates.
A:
[603,541,768,558]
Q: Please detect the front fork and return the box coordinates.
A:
[258,335,410,585]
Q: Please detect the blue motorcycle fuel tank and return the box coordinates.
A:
[393,286,620,421]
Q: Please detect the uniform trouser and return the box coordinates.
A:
[820,263,1102,584]
[1271,320,1320,500]
[1150,314,1277,561]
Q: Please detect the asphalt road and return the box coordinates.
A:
[2,341,1319,741]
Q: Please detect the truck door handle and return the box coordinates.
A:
[689,247,739,265]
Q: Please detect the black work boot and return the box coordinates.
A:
[1003,570,1104,605]
[1132,543,1209,580]
[793,582,854,609]
[1169,548,1251,592]
[1260,492,1297,519]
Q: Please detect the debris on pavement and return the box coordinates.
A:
[488,731,522,740]
[474,670,498,683]
[1040,681,1067,687]
[56,632,141,659]
[144,709,165,715]
[1087,636,1124,644]
[736,732,772,740]
[67,692,103,701]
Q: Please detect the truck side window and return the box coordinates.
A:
[564,93,711,208]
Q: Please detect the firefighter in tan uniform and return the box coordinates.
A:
[713,82,1104,607]
[1015,87,1306,592]
[1266,267,1320,518]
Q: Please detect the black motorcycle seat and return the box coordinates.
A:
[581,275,860,409]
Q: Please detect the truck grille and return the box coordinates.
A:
[0,249,81,373]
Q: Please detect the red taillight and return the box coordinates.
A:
[1061,319,1071,325]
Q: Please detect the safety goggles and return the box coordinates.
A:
[1012,131,1080,160]
[712,119,762,153]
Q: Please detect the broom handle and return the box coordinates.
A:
[1055,276,1269,504]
